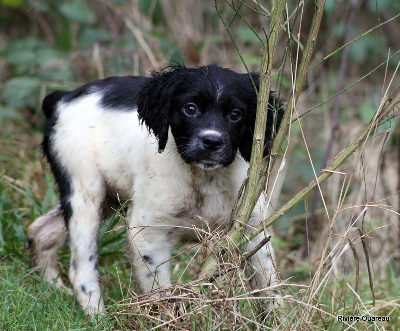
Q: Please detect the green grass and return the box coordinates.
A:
[0,257,114,330]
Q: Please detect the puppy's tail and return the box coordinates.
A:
[42,91,68,119]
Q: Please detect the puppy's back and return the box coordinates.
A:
[41,76,159,202]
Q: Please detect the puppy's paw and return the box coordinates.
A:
[76,289,105,316]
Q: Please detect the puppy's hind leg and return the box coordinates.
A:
[28,205,68,289]
[67,174,105,315]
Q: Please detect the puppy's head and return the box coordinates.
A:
[137,65,282,170]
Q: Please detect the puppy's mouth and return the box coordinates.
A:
[195,160,224,170]
[175,139,234,170]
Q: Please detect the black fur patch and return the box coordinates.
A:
[238,88,284,162]
[42,96,73,226]
[42,91,68,119]
[143,255,154,265]
[61,76,148,110]
[60,76,148,111]
[100,76,148,110]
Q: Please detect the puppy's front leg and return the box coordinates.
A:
[128,214,177,294]
[246,232,277,293]
[246,206,278,296]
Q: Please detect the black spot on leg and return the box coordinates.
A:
[89,255,94,261]
[81,285,87,294]
[143,255,154,265]
[71,260,76,269]
[94,262,98,271]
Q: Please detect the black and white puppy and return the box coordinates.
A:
[28,65,283,314]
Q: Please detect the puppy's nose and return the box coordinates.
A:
[201,134,224,151]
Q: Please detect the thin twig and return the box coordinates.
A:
[241,235,271,262]
[347,236,360,314]
[357,227,375,307]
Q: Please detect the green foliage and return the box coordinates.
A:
[0,0,198,122]
[0,36,72,119]
[0,0,24,8]
[348,31,386,65]
[139,0,163,25]
[2,77,41,110]
[159,37,185,66]
[358,102,376,124]
[78,27,111,48]
[367,0,400,13]
[324,0,343,15]
[58,0,96,24]
[327,0,400,14]
[325,0,396,68]
[2,37,42,73]
[0,105,21,122]
[98,210,127,259]
[235,27,261,44]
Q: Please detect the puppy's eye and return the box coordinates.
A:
[230,109,241,121]
[183,103,198,116]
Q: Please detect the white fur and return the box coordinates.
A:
[200,129,223,137]
[29,93,277,314]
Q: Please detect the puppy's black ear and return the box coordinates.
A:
[137,70,178,152]
[239,73,284,162]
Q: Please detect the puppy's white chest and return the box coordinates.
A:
[176,171,237,231]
